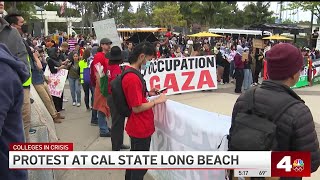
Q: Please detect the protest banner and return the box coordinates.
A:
[142,56,218,95]
[44,66,68,98]
[253,39,264,49]
[149,99,231,180]
[291,66,309,89]
[93,18,122,49]
[242,52,249,61]
[312,59,320,85]
[264,60,309,88]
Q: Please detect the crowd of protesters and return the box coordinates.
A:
[0,0,319,177]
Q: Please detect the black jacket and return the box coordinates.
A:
[230,80,320,177]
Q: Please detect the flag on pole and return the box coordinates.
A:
[60,2,67,15]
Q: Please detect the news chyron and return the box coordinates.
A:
[9,143,310,178]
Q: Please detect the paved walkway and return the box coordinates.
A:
[54,82,320,180]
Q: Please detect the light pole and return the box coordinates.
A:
[40,7,44,36]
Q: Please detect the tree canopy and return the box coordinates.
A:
[6,1,279,34]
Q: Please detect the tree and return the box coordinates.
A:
[130,3,149,27]
[117,2,135,27]
[5,2,36,22]
[282,19,295,24]
[105,2,125,22]
[242,2,274,26]
[34,1,47,8]
[152,3,186,29]
[286,2,320,20]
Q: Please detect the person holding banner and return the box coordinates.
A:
[122,42,167,180]
[46,47,69,113]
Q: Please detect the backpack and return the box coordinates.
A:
[228,87,300,151]
[111,67,147,117]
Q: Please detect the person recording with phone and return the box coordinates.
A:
[122,42,167,180]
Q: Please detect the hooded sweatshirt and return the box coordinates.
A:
[0,18,29,77]
[47,47,61,74]
[0,43,29,180]
[234,45,244,69]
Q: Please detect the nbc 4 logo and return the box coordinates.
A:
[277,156,304,172]
[292,159,304,172]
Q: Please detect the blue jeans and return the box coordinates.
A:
[91,87,98,124]
[68,77,81,103]
[97,111,109,135]
[243,69,253,90]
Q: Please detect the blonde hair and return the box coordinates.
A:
[61,42,69,48]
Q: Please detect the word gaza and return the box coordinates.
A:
[143,56,218,95]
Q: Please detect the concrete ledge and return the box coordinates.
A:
[28,125,55,180]
[28,84,58,180]
[30,85,58,142]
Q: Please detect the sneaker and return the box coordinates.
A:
[91,122,98,126]
[77,103,81,107]
[220,82,224,85]
[100,132,111,137]
[120,144,130,150]
[29,128,36,134]
[63,98,68,102]
[72,102,76,106]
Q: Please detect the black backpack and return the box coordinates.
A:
[228,87,300,151]
[111,66,147,117]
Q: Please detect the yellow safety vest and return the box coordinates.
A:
[78,59,88,84]
[23,55,32,87]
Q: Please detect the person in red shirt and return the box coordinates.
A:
[105,46,130,150]
[122,42,167,180]
[154,42,161,59]
[90,38,112,137]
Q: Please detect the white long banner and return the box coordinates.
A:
[142,56,218,95]
[150,99,232,180]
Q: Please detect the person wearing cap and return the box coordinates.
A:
[231,43,320,179]
[90,38,112,137]
[105,46,130,150]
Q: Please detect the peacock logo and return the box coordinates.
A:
[292,159,304,172]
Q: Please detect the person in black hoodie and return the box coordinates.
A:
[0,43,29,180]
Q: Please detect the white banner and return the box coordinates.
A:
[93,18,122,49]
[44,66,68,98]
[142,56,218,95]
[150,100,232,180]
